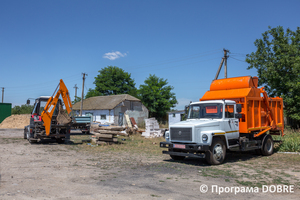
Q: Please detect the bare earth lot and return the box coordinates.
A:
[0,129,300,199]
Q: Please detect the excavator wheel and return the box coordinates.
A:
[56,138,65,144]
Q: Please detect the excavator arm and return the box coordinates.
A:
[41,79,73,136]
[254,87,283,137]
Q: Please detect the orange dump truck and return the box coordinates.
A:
[160,76,284,165]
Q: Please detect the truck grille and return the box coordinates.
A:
[170,128,192,141]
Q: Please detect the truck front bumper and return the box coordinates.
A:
[160,141,210,151]
[160,141,210,158]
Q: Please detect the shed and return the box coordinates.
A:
[168,110,185,127]
[0,103,12,123]
[72,94,148,126]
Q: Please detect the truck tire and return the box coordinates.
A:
[24,126,30,139]
[24,129,27,139]
[206,138,226,165]
[56,138,64,144]
[27,133,37,144]
[261,135,274,156]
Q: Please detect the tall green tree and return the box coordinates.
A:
[137,74,177,122]
[246,26,300,121]
[86,66,137,98]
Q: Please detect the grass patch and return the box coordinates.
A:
[69,134,165,156]
[274,129,300,152]
[150,194,161,197]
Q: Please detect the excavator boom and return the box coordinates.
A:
[41,79,73,136]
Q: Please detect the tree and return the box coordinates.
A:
[137,74,177,122]
[12,104,34,114]
[72,96,81,105]
[246,26,300,122]
[86,66,137,98]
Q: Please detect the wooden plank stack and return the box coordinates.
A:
[90,126,128,145]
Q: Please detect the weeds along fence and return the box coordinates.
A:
[273,129,300,152]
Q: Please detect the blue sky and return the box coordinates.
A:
[1,0,299,110]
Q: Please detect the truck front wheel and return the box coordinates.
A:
[206,138,226,165]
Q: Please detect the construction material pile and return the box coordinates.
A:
[0,114,30,129]
[91,126,128,145]
[142,118,164,138]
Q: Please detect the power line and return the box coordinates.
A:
[2,49,223,93]
[131,57,220,74]
[125,50,219,69]
[230,56,248,63]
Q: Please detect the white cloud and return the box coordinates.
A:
[103,51,127,60]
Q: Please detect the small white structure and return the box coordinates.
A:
[168,110,185,128]
[72,94,148,126]
[142,118,163,138]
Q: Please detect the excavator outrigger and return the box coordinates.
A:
[24,79,74,143]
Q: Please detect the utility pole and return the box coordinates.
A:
[73,84,78,99]
[214,49,229,80]
[1,87,4,103]
[1,87,3,103]
[80,73,87,116]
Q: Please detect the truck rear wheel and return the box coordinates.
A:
[56,138,65,144]
[261,135,274,156]
[206,138,226,165]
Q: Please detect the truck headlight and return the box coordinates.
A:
[202,134,208,142]
[165,131,170,140]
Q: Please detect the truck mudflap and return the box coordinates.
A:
[160,141,210,151]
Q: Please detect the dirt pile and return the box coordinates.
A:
[0,114,30,129]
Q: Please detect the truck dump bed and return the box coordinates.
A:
[200,76,284,135]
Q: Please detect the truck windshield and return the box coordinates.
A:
[187,103,223,119]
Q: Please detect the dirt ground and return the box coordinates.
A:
[0,129,300,199]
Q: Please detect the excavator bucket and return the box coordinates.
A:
[57,105,72,125]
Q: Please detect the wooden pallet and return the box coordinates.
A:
[90,126,128,144]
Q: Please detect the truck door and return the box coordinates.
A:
[223,104,239,139]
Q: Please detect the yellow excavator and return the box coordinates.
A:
[24,79,74,143]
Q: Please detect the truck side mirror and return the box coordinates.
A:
[185,105,190,115]
[26,99,30,105]
[236,104,242,113]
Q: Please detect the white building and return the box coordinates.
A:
[72,94,148,126]
[168,110,185,127]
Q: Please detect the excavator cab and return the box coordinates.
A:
[31,97,60,122]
